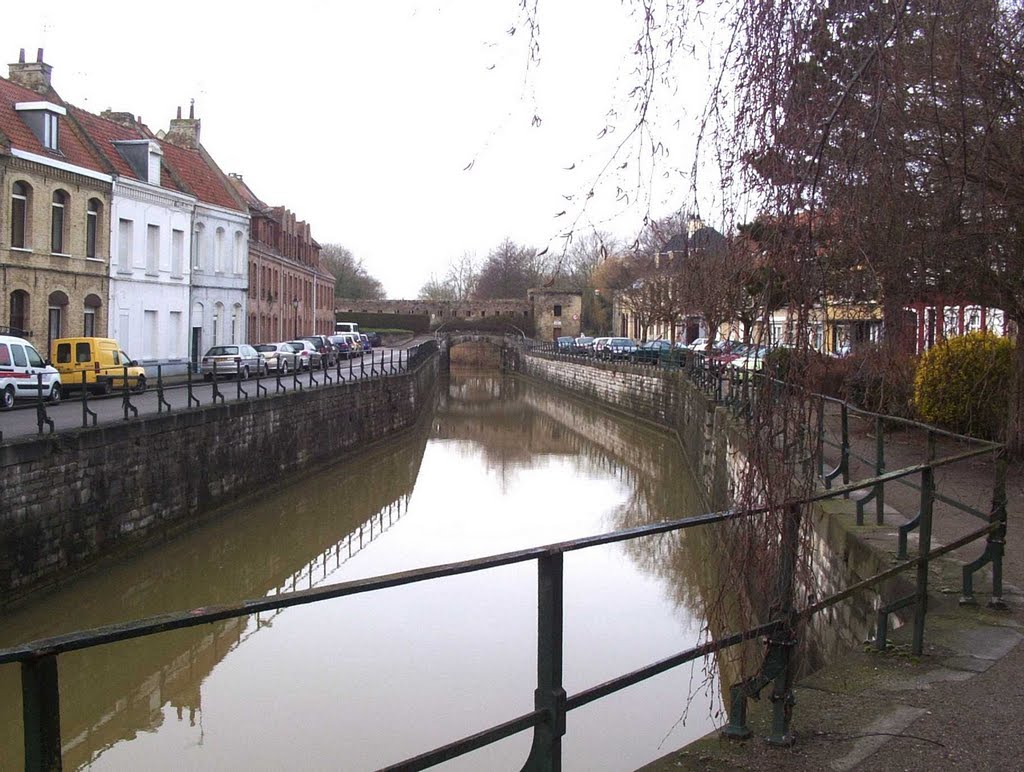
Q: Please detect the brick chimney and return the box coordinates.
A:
[163,102,201,150]
[8,48,53,95]
[100,110,137,128]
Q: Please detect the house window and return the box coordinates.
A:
[86,199,102,258]
[11,181,30,249]
[171,229,184,277]
[83,294,102,336]
[215,227,225,273]
[10,290,29,336]
[51,190,68,254]
[146,224,160,275]
[234,231,244,274]
[43,112,58,151]
[118,218,133,272]
[212,304,222,346]
[193,223,205,270]
[553,304,562,317]
[144,310,158,359]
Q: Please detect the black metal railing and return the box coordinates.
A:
[0,342,438,439]
[0,339,1006,769]
[0,433,1004,770]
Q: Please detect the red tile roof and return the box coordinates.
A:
[158,139,243,212]
[65,105,149,179]
[0,76,109,174]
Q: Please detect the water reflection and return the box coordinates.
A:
[1,370,721,771]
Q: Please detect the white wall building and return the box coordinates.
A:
[107,166,195,375]
[68,108,199,377]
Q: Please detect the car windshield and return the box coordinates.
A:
[254,345,277,353]
[206,346,238,356]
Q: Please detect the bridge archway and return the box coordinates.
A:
[437,332,522,372]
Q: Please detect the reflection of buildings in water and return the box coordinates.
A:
[0,424,430,771]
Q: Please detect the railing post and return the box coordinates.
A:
[912,466,934,656]
[523,552,566,772]
[81,370,96,428]
[22,653,62,771]
[897,430,934,559]
[962,448,1009,608]
[874,415,885,524]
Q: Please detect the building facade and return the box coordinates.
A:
[229,174,333,342]
[158,107,250,365]
[1,50,113,354]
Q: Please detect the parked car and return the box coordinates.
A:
[631,339,677,365]
[556,336,575,350]
[687,337,711,352]
[0,334,62,408]
[366,331,383,348]
[51,336,146,394]
[359,333,373,353]
[727,344,770,373]
[594,337,638,360]
[328,335,355,359]
[300,335,338,367]
[286,340,322,370]
[254,342,300,374]
[573,336,594,354]
[200,344,267,380]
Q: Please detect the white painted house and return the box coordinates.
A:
[70,108,195,375]
[158,108,249,366]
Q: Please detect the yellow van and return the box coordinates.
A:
[51,337,146,394]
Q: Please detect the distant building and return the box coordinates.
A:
[528,288,582,341]
[228,174,334,342]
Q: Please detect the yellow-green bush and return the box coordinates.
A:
[914,331,1014,439]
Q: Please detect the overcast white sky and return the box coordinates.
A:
[5,1,723,298]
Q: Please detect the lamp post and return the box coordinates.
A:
[292,298,299,339]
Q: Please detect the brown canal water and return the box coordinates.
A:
[0,372,720,771]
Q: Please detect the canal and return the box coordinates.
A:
[1,371,719,770]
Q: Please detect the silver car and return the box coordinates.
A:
[200,344,267,380]
[285,340,322,370]
[254,342,300,374]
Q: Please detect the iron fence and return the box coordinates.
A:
[0,338,1006,770]
[0,341,439,443]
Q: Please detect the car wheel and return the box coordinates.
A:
[241,366,250,380]
[93,379,111,396]
[281,360,290,375]
[48,383,62,405]
[1,385,14,410]
[132,377,147,393]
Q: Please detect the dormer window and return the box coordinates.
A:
[15,101,66,152]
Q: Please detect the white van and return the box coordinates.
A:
[335,321,360,335]
[0,335,62,409]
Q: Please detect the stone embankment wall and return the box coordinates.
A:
[0,355,439,607]
[515,354,744,511]
[516,352,909,672]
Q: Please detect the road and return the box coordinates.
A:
[0,347,408,442]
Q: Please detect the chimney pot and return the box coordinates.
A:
[9,48,53,94]
[36,48,44,63]
[18,48,25,63]
[176,106,182,119]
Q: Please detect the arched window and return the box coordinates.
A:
[10,181,31,249]
[86,199,102,258]
[215,228,225,273]
[232,303,242,342]
[47,291,69,351]
[9,290,29,335]
[193,223,205,271]
[234,231,244,274]
[51,190,69,254]
[213,302,224,346]
[83,293,102,336]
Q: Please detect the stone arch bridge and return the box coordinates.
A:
[437,331,525,371]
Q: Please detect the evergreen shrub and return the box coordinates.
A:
[914,331,1013,439]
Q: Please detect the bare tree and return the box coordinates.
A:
[321,243,386,300]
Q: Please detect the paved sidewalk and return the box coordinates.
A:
[641,411,1022,771]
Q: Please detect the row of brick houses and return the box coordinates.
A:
[0,49,333,373]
